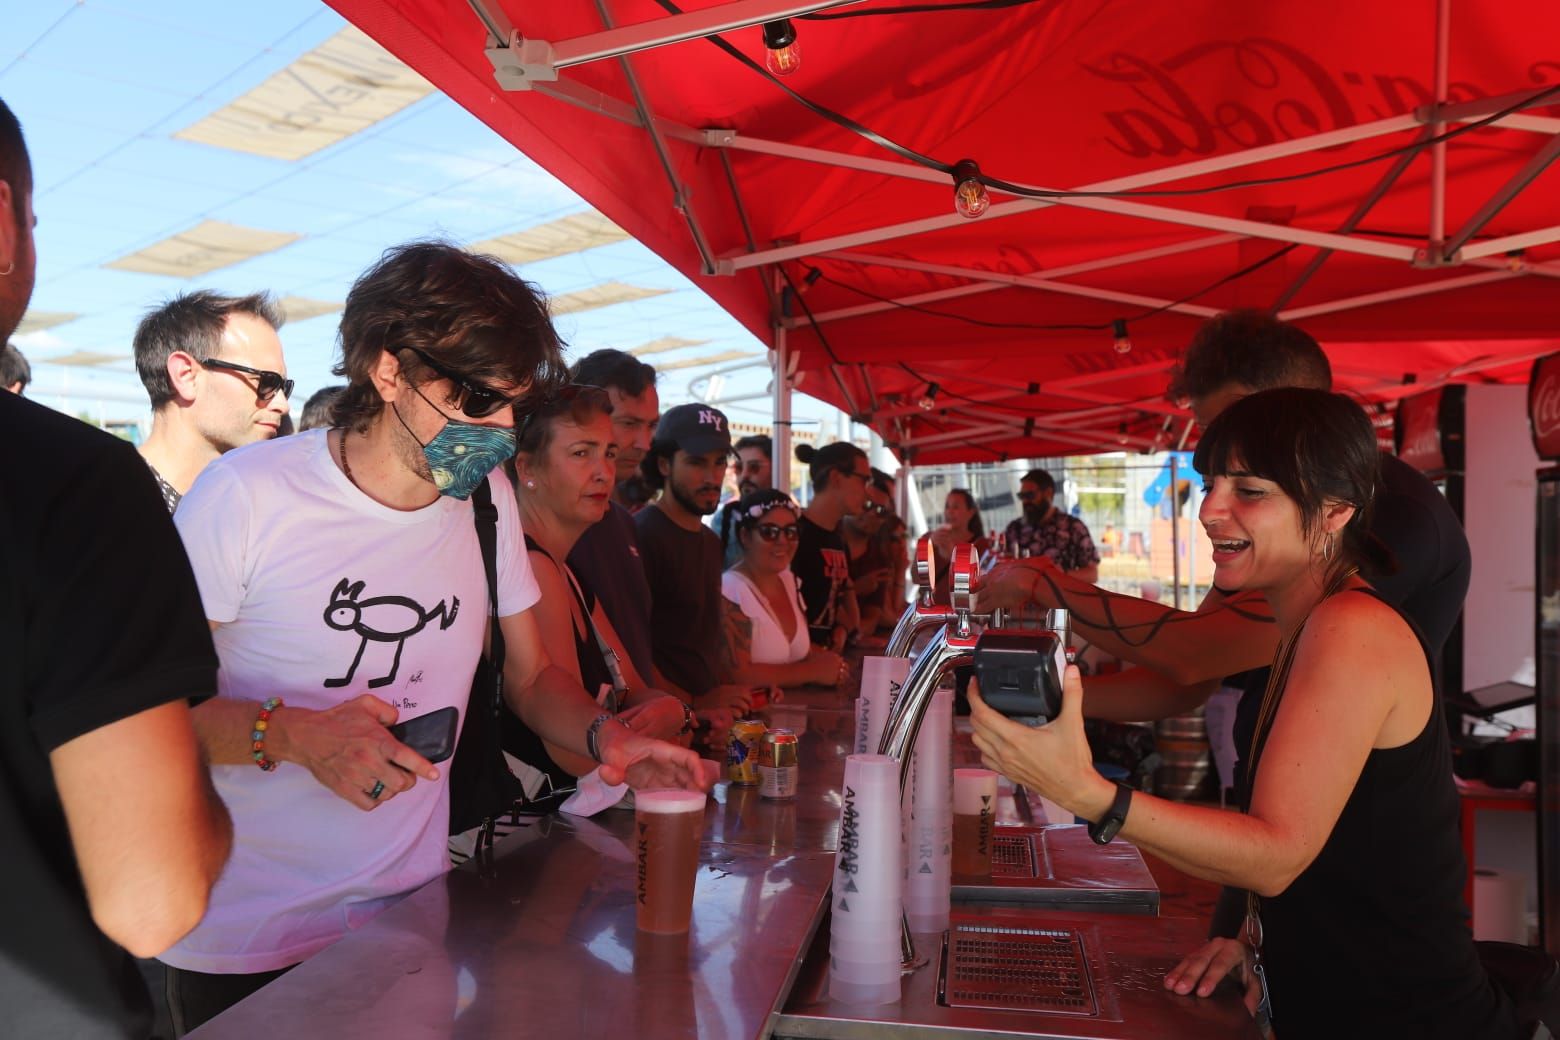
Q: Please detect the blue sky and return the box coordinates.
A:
[4,0,834,432]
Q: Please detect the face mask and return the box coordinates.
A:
[395,393,516,501]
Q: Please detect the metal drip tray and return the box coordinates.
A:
[951,825,1160,915]
[940,923,1098,1017]
[990,831,1050,879]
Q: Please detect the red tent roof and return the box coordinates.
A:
[329,0,1560,461]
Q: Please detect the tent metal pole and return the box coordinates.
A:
[795,240,1234,326]
[1459,224,1560,261]
[550,1,867,70]
[1415,88,1560,134]
[1280,270,1521,321]
[594,0,719,275]
[772,267,793,496]
[1441,132,1560,258]
[1271,131,1429,311]
[1428,0,1452,259]
[719,113,1427,271]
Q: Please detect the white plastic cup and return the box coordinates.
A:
[953,768,999,878]
[856,657,910,755]
[829,976,901,1007]
[904,689,953,933]
[834,755,904,937]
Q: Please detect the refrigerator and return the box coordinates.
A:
[1531,353,1560,952]
[1394,384,1539,723]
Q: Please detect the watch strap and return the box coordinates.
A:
[1088,781,1133,845]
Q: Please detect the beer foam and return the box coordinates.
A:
[952,768,998,816]
[635,789,708,814]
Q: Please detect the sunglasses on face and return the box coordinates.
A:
[862,501,892,517]
[753,523,800,543]
[516,383,612,442]
[392,346,523,419]
[1018,490,1048,502]
[200,358,294,404]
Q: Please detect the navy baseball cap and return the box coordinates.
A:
[654,402,732,457]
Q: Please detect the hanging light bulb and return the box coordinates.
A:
[951,159,990,219]
[1112,318,1133,355]
[1115,421,1130,446]
[918,382,940,411]
[762,20,801,76]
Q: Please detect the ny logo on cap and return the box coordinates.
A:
[699,409,725,431]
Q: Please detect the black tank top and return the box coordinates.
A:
[500,536,616,789]
[1251,588,1514,1039]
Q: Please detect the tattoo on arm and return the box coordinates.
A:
[1038,572,1276,649]
[719,599,753,681]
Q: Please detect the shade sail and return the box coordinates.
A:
[327,0,1560,461]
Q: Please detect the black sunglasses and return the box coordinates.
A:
[754,523,800,543]
[201,358,294,404]
[516,384,612,444]
[393,346,522,419]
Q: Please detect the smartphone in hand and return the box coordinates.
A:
[386,706,459,764]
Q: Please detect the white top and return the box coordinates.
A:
[163,429,540,973]
[721,568,811,665]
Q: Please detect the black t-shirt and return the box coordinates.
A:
[0,393,217,1038]
[635,505,724,696]
[793,514,851,645]
[569,502,654,682]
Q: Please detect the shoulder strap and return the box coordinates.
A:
[472,480,504,703]
[526,532,628,712]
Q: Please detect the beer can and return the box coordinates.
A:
[727,719,767,786]
[758,728,799,799]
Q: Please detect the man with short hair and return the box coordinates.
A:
[161,242,705,1032]
[793,441,870,649]
[1,340,28,393]
[636,404,736,699]
[298,384,344,432]
[0,94,234,1040]
[568,349,661,684]
[134,290,291,512]
[716,433,773,566]
[1002,468,1100,582]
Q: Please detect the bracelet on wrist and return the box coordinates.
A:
[251,697,283,772]
[679,701,697,736]
[586,712,630,764]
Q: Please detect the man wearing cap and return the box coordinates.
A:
[637,403,743,704]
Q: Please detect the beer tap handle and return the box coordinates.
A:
[914,533,936,605]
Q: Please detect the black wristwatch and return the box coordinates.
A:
[1088,782,1133,845]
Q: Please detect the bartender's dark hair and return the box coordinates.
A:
[795,440,867,492]
[1168,310,1332,404]
[1194,387,1391,578]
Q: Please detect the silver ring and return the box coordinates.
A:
[368,779,386,801]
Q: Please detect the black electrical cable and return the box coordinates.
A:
[649,0,1560,204]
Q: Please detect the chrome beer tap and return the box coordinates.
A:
[875,543,997,969]
[884,534,956,658]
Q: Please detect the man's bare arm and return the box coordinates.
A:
[51,701,232,958]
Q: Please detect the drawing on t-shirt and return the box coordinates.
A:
[813,547,850,629]
[322,579,460,689]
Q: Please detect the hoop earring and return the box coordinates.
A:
[1321,531,1336,563]
[0,259,13,277]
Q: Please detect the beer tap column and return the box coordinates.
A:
[885,534,956,658]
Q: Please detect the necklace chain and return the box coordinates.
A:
[337,428,357,488]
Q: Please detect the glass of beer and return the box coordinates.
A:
[635,789,707,933]
[952,768,998,879]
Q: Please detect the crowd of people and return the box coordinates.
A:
[2,89,1536,1040]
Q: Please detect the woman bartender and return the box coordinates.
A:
[968,388,1514,1039]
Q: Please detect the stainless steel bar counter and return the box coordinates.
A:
[188,686,1255,1040]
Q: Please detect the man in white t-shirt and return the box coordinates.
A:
[161,242,708,1033]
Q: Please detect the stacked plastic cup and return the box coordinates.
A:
[855,657,910,755]
[904,688,953,933]
[830,754,903,1006]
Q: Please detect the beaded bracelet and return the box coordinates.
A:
[252,697,283,771]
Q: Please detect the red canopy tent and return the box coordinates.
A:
[327,0,1560,466]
